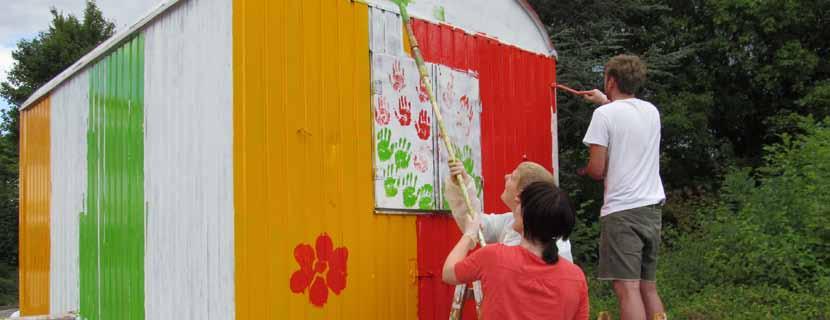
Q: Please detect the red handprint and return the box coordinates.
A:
[460,95,474,122]
[374,96,390,125]
[395,96,412,126]
[417,78,430,103]
[415,109,431,140]
[413,145,432,173]
[389,61,406,92]
[441,75,455,107]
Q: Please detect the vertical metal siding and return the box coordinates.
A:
[142,0,235,318]
[410,19,557,320]
[233,0,418,319]
[19,97,51,316]
[50,71,89,314]
[81,36,145,320]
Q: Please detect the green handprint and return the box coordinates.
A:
[383,163,399,197]
[377,128,394,161]
[460,145,475,175]
[391,138,412,169]
[417,184,434,210]
[401,173,419,208]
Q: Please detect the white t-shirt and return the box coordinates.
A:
[583,98,666,216]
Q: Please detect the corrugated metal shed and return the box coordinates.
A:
[17,0,559,319]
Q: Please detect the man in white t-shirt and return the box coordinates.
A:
[579,54,667,320]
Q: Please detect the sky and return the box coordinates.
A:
[0,0,160,110]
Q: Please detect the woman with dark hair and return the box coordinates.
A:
[442,181,589,320]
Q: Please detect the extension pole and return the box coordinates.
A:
[394,4,486,247]
[393,3,486,319]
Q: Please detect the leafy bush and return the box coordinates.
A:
[588,118,830,319]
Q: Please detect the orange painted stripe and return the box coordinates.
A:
[233,0,418,318]
[19,97,51,316]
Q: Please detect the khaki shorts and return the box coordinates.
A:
[598,205,662,281]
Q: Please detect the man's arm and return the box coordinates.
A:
[578,144,608,181]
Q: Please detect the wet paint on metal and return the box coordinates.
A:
[81,35,144,320]
[19,97,51,316]
[143,0,235,318]
[50,71,89,314]
[233,0,418,318]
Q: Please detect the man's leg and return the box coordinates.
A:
[613,280,646,320]
[640,281,665,319]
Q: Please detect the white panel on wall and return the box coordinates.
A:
[434,65,483,209]
[372,54,438,212]
[143,0,234,318]
[49,70,88,315]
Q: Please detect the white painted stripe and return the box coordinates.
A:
[49,69,88,315]
[143,0,234,318]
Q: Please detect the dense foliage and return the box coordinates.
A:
[526,0,830,317]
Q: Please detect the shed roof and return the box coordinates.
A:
[20,0,554,110]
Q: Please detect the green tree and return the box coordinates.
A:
[0,1,115,266]
[527,0,830,265]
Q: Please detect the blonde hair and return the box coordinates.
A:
[515,162,555,191]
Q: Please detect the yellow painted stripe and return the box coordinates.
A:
[19,97,51,316]
[233,0,418,319]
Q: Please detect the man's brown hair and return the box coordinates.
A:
[605,54,647,95]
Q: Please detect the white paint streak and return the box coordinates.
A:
[366,0,554,57]
[49,70,88,315]
[552,109,559,186]
[369,6,404,56]
[143,0,234,318]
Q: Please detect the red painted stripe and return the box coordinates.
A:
[410,19,556,320]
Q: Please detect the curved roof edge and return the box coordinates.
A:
[517,0,557,58]
[20,0,183,111]
[365,0,556,58]
[21,0,556,111]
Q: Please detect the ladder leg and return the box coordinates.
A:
[472,280,484,320]
[449,283,467,320]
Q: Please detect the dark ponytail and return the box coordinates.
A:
[542,240,559,264]
[520,181,576,265]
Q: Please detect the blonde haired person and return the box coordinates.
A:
[444,160,573,261]
[442,181,588,319]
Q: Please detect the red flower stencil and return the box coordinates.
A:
[289,233,349,307]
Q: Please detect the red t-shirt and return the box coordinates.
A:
[454,244,589,320]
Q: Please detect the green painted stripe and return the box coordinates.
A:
[81,35,145,320]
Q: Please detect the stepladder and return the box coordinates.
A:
[448,280,484,320]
